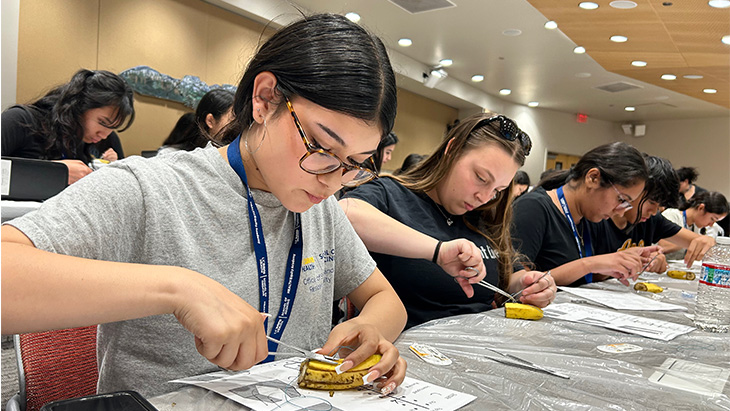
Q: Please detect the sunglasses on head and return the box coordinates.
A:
[473,115,532,156]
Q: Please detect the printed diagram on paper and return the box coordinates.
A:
[171,357,475,411]
[543,303,695,341]
[557,286,688,311]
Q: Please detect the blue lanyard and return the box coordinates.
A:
[682,210,688,229]
[557,186,593,283]
[227,135,303,363]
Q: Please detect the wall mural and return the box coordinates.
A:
[119,66,236,108]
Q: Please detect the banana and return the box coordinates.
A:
[504,302,543,320]
[667,270,696,281]
[634,282,663,293]
[297,354,381,390]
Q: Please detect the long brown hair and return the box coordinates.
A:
[388,112,529,290]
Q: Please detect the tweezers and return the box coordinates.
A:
[484,347,570,379]
[266,336,339,364]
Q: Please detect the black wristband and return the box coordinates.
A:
[432,240,443,264]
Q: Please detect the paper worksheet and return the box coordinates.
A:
[649,358,730,396]
[171,357,476,411]
[543,303,695,341]
[557,286,688,311]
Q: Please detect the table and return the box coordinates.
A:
[149,266,730,410]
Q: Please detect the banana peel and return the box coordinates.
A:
[667,270,696,281]
[504,302,544,320]
[297,354,381,390]
[634,282,663,293]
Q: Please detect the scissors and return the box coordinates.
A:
[266,336,339,365]
[484,347,570,379]
[473,270,551,304]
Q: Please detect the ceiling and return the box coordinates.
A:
[206,0,730,122]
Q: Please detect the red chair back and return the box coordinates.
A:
[17,326,99,411]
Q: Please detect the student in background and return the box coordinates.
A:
[157,113,200,155]
[588,155,715,274]
[512,142,658,287]
[2,14,406,398]
[676,166,707,206]
[90,132,125,163]
[341,113,556,329]
[370,131,399,173]
[512,170,531,199]
[660,191,728,258]
[1,69,135,184]
[393,153,425,175]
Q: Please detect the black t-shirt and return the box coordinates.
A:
[511,187,591,286]
[588,214,682,254]
[1,105,121,163]
[344,177,502,329]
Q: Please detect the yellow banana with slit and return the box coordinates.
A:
[634,282,663,293]
[504,302,544,320]
[297,354,381,390]
[667,270,696,281]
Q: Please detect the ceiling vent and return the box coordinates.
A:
[594,81,643,93]
[388,0,456,14]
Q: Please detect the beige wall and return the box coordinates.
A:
[614,117,730,196]
[16,0,266,157]
[385,89,458,173]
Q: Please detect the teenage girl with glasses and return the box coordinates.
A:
[340,113,557,330]
[512,142,658,287]
[588,155,717,274]
[2,14,406,397]
[659,191,728,258]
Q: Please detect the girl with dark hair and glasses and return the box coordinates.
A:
[660,191,728,257]
[341,112,557,329]
[587,155,716,275]
[3,14,406,397]
[1,69,135,184]
[512,142,658,287]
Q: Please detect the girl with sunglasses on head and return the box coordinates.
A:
[512,142,658,287]
[587,155,717,274]
[2,14,406,398]
[1,69,135,184]
[340,113,556,330]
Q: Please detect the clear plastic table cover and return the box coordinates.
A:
[150,272,730,411]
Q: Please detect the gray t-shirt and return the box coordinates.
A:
[6,146,376,397]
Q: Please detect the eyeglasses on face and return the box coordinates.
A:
[610,182,634,211]
[474,115,532,156]
[284,96,377,188]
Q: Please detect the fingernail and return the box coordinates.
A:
[362,369,380,384]
[335,360,353,374]
[381,382,396,395]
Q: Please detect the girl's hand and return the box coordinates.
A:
[518,271,557,308]
[54,159,93,184]
[437,239,486,298]
[172,270,268,371]
[646,252,668,273]
[685,236,715,268]
[588,246,660,286]
[102,148,118,162]
[319,319,407,395]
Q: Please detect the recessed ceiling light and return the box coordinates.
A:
[610,1,638,8]
[661,74,677,80]
[503,29,522,36]
[398,38,412,47]
[471,75,484,82]
[723,35,730,45]
[499,89,512,95]
[610,35,628,42]
[684,74,704,79]
[544,21,558,29]
[579,2,599,9]
[528,101,540,107]
[625,106,636,112]
[709,0,730,8]
[439,59,453,67]
[574,46,586,54]
[345,12,360,23]
[631,60,647,67]
[703,88,718,94]
[575,72,592,78]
